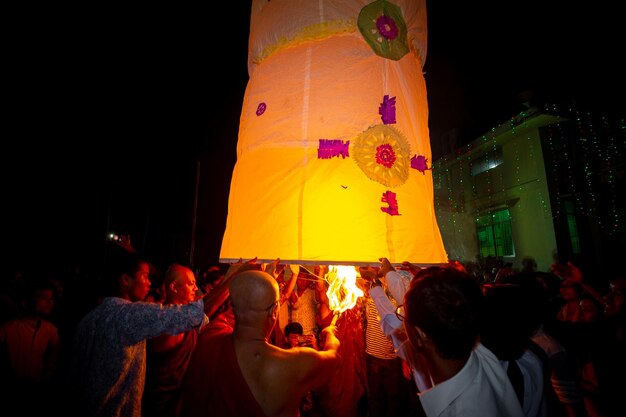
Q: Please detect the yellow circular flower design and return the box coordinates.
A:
[352,124,411,187]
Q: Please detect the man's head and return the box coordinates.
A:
[559,279,582,301]
[164,263,199,305]
[21,280,55,317]
[230,270,280,334]
[296,272,311,293]
[284,322,304,348]
[481,283,532,360]
[200,266,225,294]
[404,266,484,360]
[120,260,151,302]
[105,249,151,301]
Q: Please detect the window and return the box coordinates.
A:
[476,208,514,257]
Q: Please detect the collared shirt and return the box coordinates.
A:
[369,270,524,417]
[510,349,547,417]
[419,344,524,417]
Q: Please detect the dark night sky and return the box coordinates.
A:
[6,1,624,275]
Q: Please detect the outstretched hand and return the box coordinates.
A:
[400,261,421,276]
[224,257,259,281]
[318,322,341,352]
[550,261,583,283]
[264,258,282,279]
[113,234,136,253]
[359,266,379,282]
[378,257,396,277]
[287,264,300,278]
[446,260,467,273]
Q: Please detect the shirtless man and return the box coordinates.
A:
[179,270,341,417]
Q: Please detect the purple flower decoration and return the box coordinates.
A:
[376,143,396,168]
[411,154,431,174]
[256,102,267,116]
[379,95,396,124]
[318,139,350,159]
[381,190,400,216]
[376,15,399,40]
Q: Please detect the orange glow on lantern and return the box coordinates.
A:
[219,0,447,267]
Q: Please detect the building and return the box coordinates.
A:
[433,103,625,282]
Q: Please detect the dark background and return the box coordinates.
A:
[6,1,624,275]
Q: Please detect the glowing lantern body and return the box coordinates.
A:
[220,0,447,266]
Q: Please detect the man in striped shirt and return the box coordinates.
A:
[363,271,414,417]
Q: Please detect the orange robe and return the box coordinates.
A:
[318,302,367,417]
[179,327,267,417]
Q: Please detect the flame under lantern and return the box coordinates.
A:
[326,265,364,314]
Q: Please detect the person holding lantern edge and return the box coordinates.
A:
[360,258,525,417]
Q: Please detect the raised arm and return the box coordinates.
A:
[315,266,332,325]
[551,261,604,306]
[378,258,411,308]
[301,324,341,389]
[282,264,300,300]
[361,262,432,391]
[203,257,259,318]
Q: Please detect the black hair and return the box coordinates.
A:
[405,267,484,360]
[481,283,533,361]
[284,322,304,336]
[101,244,148,296]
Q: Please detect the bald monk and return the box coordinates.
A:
[143,263,237,417]
[179,270,341,417]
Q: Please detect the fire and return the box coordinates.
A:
[326,265,364,314]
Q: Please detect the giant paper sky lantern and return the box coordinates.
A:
[220,0,447,267]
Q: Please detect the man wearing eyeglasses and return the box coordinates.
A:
[361,258,524,417]
[179,269,341,417]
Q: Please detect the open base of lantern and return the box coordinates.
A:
[219,258,445,268]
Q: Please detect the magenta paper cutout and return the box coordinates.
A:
[379,95,396,124]
[256,102,267,116]
[381,190,400,216]
[411,154,431,174]
[318,139,350,159]
[375,143,396,168]
[376,15,399,40]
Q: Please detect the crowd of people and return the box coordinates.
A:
[1,242,624,417]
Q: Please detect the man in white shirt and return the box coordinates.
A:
[361,258,524,417]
